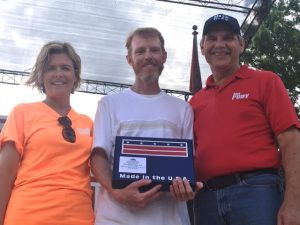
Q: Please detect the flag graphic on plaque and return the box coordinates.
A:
[112,136,196,191]
[121,139,188,157]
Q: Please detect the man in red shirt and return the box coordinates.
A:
[190,13,300,225]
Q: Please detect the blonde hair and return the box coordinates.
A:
[125,27,165,54]
[25,41,81,93]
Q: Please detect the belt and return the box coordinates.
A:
[203,168,279,190]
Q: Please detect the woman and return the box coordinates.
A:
[0,41,94,225]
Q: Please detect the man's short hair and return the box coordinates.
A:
[125,27,165,53]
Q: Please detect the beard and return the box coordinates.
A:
[133,59,164,82]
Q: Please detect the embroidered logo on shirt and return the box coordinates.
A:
[232,92,249,100]
[76,128,91,135]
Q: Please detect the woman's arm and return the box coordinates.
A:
[0,142,20,225]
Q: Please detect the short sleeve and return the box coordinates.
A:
[182,104,194,140]
[263,74,300,135]
[0,104,26,155]
[92,97,113,157]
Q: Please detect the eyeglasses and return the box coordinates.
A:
[58,116,76,143]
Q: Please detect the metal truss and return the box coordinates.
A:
[156,0,276,45]
[0,1,276,101]
[157,0,252,13]
[241,0,276,45]
[0,69,191,101]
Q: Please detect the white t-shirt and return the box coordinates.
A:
[93,88,193,225]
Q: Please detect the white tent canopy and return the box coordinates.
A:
[0,0,273,92]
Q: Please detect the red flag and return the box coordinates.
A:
[189,25,202,94]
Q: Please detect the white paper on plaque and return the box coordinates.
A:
[119,156,146,174]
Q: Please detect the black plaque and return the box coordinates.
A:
[112,136,196,192]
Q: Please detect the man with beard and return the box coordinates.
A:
[91,27,202,225]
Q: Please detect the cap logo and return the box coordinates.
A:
[213,14,229,21]
[202,14,241,36]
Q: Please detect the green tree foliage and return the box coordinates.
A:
[241,0,300,117]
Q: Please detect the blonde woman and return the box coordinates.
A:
[0,41,94,225]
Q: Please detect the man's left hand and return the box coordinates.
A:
[170,177,203,201]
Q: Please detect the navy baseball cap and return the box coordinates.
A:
[202,14,241,36]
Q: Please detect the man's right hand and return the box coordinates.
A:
[111,179,162,208]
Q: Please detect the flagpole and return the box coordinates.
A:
[189,25,202,94]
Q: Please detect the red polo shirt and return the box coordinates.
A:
[190,65,300,181]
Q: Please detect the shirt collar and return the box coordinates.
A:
[205,64,250,89]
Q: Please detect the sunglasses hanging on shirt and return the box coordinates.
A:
[58,116,76,143]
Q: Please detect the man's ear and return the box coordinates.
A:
[200,39,205,55]
[163,51,167,63]
[126,54,132,66]
[239,36,246,54]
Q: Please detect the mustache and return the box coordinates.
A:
[142,59,157,67]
